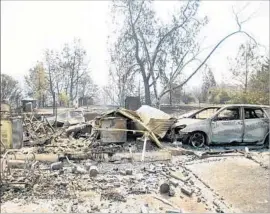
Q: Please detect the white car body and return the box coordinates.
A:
[173,104,270,145]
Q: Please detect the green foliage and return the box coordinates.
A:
[208,88,230,104]
[225,41,269,105]
[227,90,268,105]
[58,92,69,106]
[248,58,269,105]
[228,41,262,92]
[218,90,230,104]
[201,68,216,102]
[226,57,269,105]
[27,39,94,108]
[1,74,22,108]
[25,62,48,104]
[209,66,269,105]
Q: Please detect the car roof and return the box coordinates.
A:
[204,104,270,109]
[223,104,270,108]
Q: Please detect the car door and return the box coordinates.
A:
[210,107,244,144]
[243,107,269,143]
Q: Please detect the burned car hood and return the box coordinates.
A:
[172,118,203,128]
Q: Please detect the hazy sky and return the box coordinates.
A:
[1,0,269,91]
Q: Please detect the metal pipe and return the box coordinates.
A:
[94,127,147,134]
[141,135,148,162]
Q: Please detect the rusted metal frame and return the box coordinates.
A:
[93,127,150,153]
[34,122,46,133]
[95,126,160,144]
[44,116,55,133]
[1,150,37,180]
[28,114,36,130]
[23,115,36,140]
[23,115,36,136]
[94,108,163,148]
[1,150,20,178]
[94,127,146,134]
[116,109,163,148]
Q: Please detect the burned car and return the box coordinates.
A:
[171,104,270,148]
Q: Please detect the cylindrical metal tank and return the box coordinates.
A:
[1,103,11,113]
[100,117,127,143]
[1,120,12,149]
[1,103,12,151]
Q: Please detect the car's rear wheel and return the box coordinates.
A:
[189,132,206,148]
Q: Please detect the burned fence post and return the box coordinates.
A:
[141,133,149,162]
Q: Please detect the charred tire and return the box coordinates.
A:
[189,132,206,148]
[264,134,269,149]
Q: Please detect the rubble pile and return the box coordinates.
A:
[1,147,238,213]
[22,114,56,146]
[1,105,269,213]
[1,155,211,211]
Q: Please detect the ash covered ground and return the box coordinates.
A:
[1,105,269,213]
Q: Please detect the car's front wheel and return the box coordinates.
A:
[189,132,206,148]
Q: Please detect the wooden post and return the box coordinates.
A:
[141,134,148,162]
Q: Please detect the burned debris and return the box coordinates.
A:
[1,103,269,213]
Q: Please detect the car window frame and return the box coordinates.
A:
[212,106,241,121]
[188,107,221,119]
[262,107,270,119]
[244,107,267,119]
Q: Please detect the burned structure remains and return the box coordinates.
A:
[0,102,269,213]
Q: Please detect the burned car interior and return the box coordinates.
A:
[244,108,267,119]
[213,107,240,121]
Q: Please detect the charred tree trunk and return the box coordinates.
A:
[143,79,151,105]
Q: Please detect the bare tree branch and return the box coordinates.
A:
[151,1,191,67]
[232,3,259,31]
[232,6,242,30]
[158,8,259,101]
[128,0,146,81]
[133,0,145,25]
[138,29,151,68]
[149,73,160,87]
[238,2,251,15]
